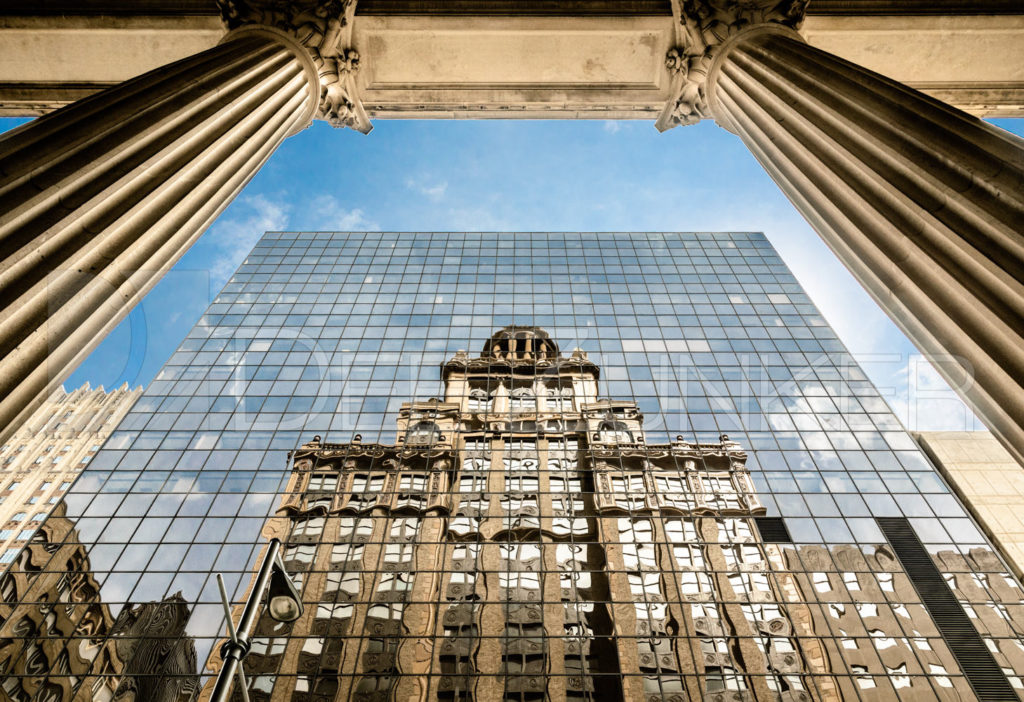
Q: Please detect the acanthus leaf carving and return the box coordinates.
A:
[657,0,808,131]
[218,0,372,133]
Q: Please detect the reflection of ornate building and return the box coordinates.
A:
[0,501,121,702]
[204,327,1024,701]
[3,326,1024,699]
[790,543,1024,701]
[108,595,201,702]
[0,501,199,702]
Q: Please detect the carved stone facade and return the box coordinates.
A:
[219,0,372,132]
[3,3,1022,119]
[658,0,807,130]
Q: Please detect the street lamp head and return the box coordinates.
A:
[266,549,304,623]
[210,539,304,702]
[267,589,302,622]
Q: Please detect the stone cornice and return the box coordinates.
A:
[218,0,373,132]
[657,0,807,130]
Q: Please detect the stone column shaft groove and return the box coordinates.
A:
[706,28,1024,465]
[0,45,303,322]
[0,30,317,445]
[720,35,1024,263]
[717,42,1024,331]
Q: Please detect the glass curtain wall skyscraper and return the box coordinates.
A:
[2,232,1024,701]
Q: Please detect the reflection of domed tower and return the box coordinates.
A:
[481,326,561,362]
[443,326,599,437]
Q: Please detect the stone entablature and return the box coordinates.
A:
[1,5,1022,118]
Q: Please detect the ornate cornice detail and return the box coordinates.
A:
[656,0,808,131]
[219,0,373,133]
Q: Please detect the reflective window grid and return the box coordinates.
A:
[2,232,1024,702]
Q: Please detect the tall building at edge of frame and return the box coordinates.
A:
[0,383,142,564]
[3,232,1024,702]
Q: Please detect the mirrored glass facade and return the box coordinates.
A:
[2,232,1023,701]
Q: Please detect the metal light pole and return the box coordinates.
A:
[210,538,303,702]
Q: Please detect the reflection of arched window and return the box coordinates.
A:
[545,386,573,411]
[509,388,536,411]
[405,421,441,444]
[599,419,633,443]
[291,516,325,540]
[467,388,493,412]
[376,574,414,596]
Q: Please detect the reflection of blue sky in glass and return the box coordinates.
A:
[0,116,1007,432]
[58,231,988,661]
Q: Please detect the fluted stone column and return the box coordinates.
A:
[0,0,372,445]
[660,1,1024,466]
[0,27,319,444]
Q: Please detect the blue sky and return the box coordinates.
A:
[4,116,1021,432]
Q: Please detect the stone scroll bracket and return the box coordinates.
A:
[657,0,808,132]
[218,0,373,133]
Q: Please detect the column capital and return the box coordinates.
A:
[218,0,372,133]
[656,0,807,131]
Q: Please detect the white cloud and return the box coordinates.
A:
[903,356,980,431]
[201,192,379,291]
[665,203,982,432]
[603,120,622,134]
[405,177,448,201]
[443,205,513,232]
[205,193,290,286]
[302,193,380,231]
[855,352,979,432]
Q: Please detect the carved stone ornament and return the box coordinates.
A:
[656,0,808,131]
[218,0,373,133]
